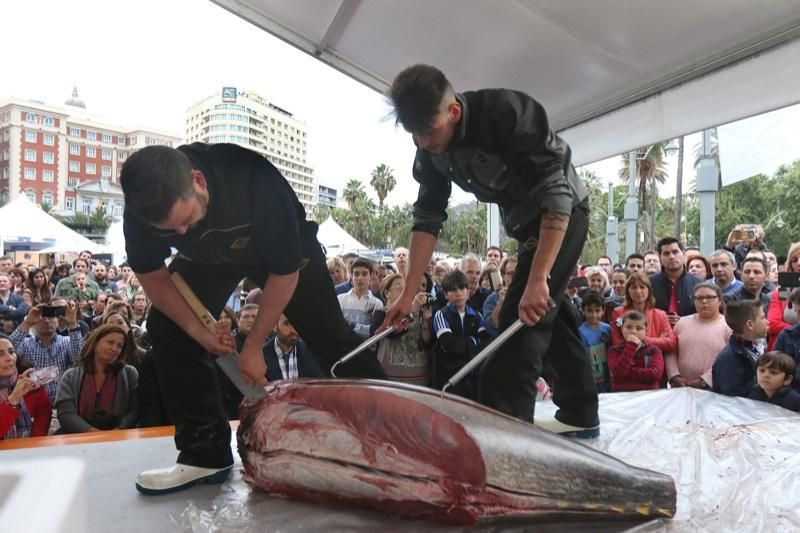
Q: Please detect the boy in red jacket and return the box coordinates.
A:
[608,310,664,391]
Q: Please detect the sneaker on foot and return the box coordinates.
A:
[534,417,600,439]
[135,463,233,495]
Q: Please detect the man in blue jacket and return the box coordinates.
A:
[263,314,324,381]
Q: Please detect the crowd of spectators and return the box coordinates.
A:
[4,225,800,442]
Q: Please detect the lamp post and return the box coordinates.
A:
[624,151,638,257]
[605,180,619,261]
[697,130,718,256]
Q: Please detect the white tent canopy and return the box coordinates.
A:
[0,196,111,254]
[212,0,800,166]
[317,216,368,256]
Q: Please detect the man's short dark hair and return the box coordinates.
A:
[724,299,761,334]
[657,237,684,254]
[0,256,11,263]
[625,253,644,266]
[387,64,453,134]
[442,270,468,293]
[756,351,797,378]
[622,309,648,327]
[120,146,194,224]
[238,303,259,317]
[486,245,502,256]
[350,258,374,275]
[79,250,93,258]
[581,291,605,310]
[73,257,88,269]
[741,256,767,272]
[597,255,611,263]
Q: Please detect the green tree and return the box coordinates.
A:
[369,164,396,209]
[342,179,367,209]
[40,201,53,213]
[618,143,670,251]
[441,203,487,256]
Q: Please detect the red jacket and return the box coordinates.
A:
[767,288,789,350]
[608,340,664,392]
[610,306,677,353]
[0,387,51,438]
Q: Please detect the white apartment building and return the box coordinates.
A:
[185,88,317,215]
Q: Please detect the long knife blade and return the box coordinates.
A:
[171,273,267,402]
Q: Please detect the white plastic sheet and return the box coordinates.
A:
[540,388,800,531]
[178,388,800,531]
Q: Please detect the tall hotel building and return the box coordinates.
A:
[0,89,181,218]
[185,88,317,215]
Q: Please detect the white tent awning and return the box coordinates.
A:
[317,216,368,256]
[0,196,111,254]
[211,0,800,165]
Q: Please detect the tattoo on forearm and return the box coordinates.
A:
[541,212,569,232]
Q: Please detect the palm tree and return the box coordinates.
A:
[618,142,670,250]
[89,205,114,234]
[674,136,685,238]
[40,201,53,213]
[342,179,367,209]
[369,164,396,209]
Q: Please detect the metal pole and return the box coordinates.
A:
[486,203,500,248]
[605,181,619,261]
[624,152,639,257]
[697,130,718,256]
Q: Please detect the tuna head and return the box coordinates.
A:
[238,379,676,526]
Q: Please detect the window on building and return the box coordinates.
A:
[86,163,96,175]
[118,137,125,146]
[25,130,36,142]
[112,202,123,217]
[70,127,80,137]
[42,193,54,206]
[45,117,54,126]
[43,170,54,182]
[43,133,54,146]
[102,133,111,143]
[69,144,80,155]
[69,161,80,172]
[24,149,36,162]
[24,168,36,180]
[101,149,112,160]
[118,152,126,162]
[87,131,96,141]
[2,149,8,160]
[43,152,54,164]
[66,197,75,211]
[86,147,96,158]
[26,191,36,202]
[82,199,91,214]
[68,177,78,188]
[101,166,111,177]
[26,113,35,123]
[2,130,8,142]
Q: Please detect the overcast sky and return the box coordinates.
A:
[3,0,797,211]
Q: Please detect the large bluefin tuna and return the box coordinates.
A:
[237,379,676,526]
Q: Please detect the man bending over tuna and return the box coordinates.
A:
[121,143,386,494]
[382,64,599,438]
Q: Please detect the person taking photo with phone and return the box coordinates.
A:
[8,301,83,404]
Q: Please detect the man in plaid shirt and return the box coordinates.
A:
[9,300,84,403]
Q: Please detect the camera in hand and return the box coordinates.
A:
[778,272,800,300]
[422,293,437,307]
[41,305,66,318]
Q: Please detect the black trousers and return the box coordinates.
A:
[480,206,599,427]
[146,222,386,468]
